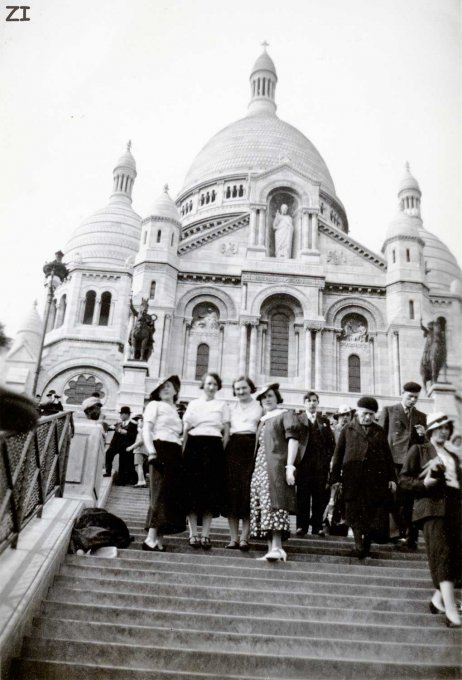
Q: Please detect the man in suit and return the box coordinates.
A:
[379,381,426,547]
[296,391,335,537]
[104,406,138,485]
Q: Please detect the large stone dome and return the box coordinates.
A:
[182,115,337,197]
[419,226,462,292]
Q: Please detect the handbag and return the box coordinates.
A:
[324,483,349,536]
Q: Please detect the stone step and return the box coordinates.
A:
[57,564,431,601]
[28,617,459,665]
[17,637,459,678]
[64,553,431,585]
[34,603,458,645]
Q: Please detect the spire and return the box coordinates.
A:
[111,141,137,202]
[398,162,421,218]
[247,43,278,117]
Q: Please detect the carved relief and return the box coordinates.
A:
[326,249,348,265]
[341,313,368,342]
[220,242,238,256]
[192,302,220,331]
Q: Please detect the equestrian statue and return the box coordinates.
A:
[420,316,447,393]
[129,298,157,362]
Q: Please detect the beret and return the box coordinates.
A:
[356,396,379,413]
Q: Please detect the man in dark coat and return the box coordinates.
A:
[331,396,397,558]
[104,406,138,484]
[379,381,426,547]
[295,391,335,536]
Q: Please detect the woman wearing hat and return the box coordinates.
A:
[142,375,185,551]
[249,383,300,562]
[332,404,356,443]
[182,372,230,549]
[400,412,461,627]
[224,376,263,550]
[331,396,396,558]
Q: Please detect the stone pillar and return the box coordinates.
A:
[314,329,323,390]
[392,331,401,395]
[369,335,376,393]
[159,314,171,376]
[257,207,266,247]
[92,296,100,325]
[311,212,319,251]
[301,210,309,251]
[248,322,258,380]
[304,324,312,388]
[219,324,225,374]
[249,207,257,246]
[238,322,248,374]
[182,322,191,377]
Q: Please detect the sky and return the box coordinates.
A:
[0,0,460,339]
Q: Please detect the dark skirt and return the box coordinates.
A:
[145,440,186,534]
[183,435,224,517]
[345,499,390,543]
[421,488,461,588]
[224,433,256,518]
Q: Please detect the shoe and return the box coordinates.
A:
[103,472,112,477]
[295,528,306,536]
[189,536,201,548]
[201,537,212,550]
[445,616,461,628]
[239,540,250,552]
[142,541,157,552]
[265,548,287,562]
[154,545,166,552]
[349,548,366,559]
[133,482,147,488]
[315,529,325,537]
[429,601,445,615]
[225,541,239,549]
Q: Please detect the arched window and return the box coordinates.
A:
[83,290,96,324]
[348,355,361,393]
[226,187,231,199]
[238,185,244,197]
[409,300,415,319]
[149,281,156,299]
[406,248,411,262]
[195,343,209,380]
[98,291,111,326]
[64,374,105,405]
[270,311,289,376]
[156,230,162,243]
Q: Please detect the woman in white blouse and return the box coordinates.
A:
[224,376,262,550]
[142,375,185,552]
[183,372,230,549]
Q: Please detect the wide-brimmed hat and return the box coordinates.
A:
[82,396,102,412]
[119,406,131,415]
[356,396,379,413]
[255,382,280,401]
[426,412,454,434]
[333,404,356,420]
[150,375,181,401]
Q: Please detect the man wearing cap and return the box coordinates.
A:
[333,404,356,443]
[331,396,396,558]
[104,406,138,484]
[379,382,427,547]
[82,396,102,421]
[295,391,335,537]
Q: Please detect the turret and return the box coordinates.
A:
[247,42,278,117]
[111,140,137,203]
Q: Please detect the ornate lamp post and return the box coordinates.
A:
[32,251,69,396]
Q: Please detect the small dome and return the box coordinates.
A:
[384,211,420,241]
[147,185,180,222]
[419,226,462,292]
[65,197,141,267]
[8,301,43,359]
[398,162,421,195]
[115,141,136,172]
[251,49,277,77]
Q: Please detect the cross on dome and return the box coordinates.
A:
[261,40,269,50]
[163,183,169,193]
[127,140,132,152]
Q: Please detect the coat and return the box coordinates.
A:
[107,420,138,454]
[296,412,335,476]
[255,410,300,512]
[331,419,396,503]
[399,442,462,524]
[378,403,426,465]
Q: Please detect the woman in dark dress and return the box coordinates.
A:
[183,372,230,549]
[142,375,185,552]
[331,396,396,558]
[400,412,461,627]
[224,376,262,551]
[249,383,300,562]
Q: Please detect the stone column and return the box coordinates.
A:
[314,329,323,390]
[311,212,319,251]
[369,335,376,393]
[304,324,312,388]
[257,207,266,247]
[248,322,258,380]
[219,324,225,375]
[159,314,171,376]
[182,322,191,378]
[302,210,309,251]
[238,322,248,374]
[392,331,401,395]
[92,296,100,325]
[249,207,258,246]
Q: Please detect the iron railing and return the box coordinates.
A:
[0,411,73,555]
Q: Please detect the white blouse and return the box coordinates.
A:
[183,397,230,438]
[143,400,182,445]
[230,399,263,435]
[436,446,460,489]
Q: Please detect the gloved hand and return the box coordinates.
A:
[285,465,296,486]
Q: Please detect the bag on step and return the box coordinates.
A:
[69,507,132,553]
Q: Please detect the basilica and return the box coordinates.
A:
[6,48,462,418]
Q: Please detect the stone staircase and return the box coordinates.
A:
[10,486,461,679]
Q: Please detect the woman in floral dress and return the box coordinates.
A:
[250,383,300,562]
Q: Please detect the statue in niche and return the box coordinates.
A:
[193,307,220,330]
[341,315,368,342]
[420,317,447,391]
[129,298,157,361]
[272,204,294,258]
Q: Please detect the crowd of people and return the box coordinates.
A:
[84,373,461,629]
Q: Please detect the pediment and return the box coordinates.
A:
[179,213,249,255]
[319,223,386,272]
